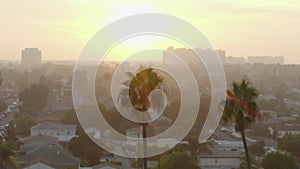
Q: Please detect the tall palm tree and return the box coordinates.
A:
[119,67,164,169]
[0,141,18,169]
[222,79,259,169]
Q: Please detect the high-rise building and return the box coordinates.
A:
[248,56,284,65]
[163,47,226,65]
[21,48,41,67]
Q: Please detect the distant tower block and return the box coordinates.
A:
[21,48,42,67]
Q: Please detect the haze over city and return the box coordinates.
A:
[1,0,300,63]
[1,1,300,169]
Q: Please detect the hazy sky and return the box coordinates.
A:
[1,0,300,63]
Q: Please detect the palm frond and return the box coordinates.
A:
[223,79,260,131]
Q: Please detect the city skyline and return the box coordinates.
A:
[1,0,300,63]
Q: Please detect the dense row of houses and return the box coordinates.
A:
[16,122,124,169]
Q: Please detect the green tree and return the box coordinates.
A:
[186,131,211,156]
[0,100,7,112]
[262,152,298,169]
[158,151,199,169]
[119,67,165,169]
[278,134,300,157]
[5,122,17,145]
[248,140,264,156]
[61,109,103,165]
[68,135,103,165]
[19,84,49,111]
[13,115,37,136]
[0,73,6,112]
[80,159,90,167]
[0,72,3,86]
[222,79,259,169]
[0,141,18,169]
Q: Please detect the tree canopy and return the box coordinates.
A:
[158,150,200,169]
[0,141,18,169]
[262,152,298,169]
[19,84,49,111]
[13,115,36,136]
[278,134,300,157]
[63,109,104,166]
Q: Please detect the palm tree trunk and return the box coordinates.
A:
[141,123,147,169]
[241,129,251,169]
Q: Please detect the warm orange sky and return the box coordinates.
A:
[1,0,300,63]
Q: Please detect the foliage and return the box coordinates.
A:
[248,140,265,156]
[19,84,49,111]
[248,123,270,137]
[158,150,200,169]
[0,141,18,169]
[119,67,164,113]
[223,80,259,132]
[61,109,80,126]
[80,159,90,167]
[68,135,103,166]
[278,134,300,157]
[0,100,7,112]
[61,109,104,165]
[262,152,298,169]
[0,72,3,86]
[13,115,36,136]
[186,132,211,156]
[5,122,17,145]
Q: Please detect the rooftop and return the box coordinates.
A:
[198,147,242,158]
[20,134,58,144]
[31,122,76,131]
[17,145,80,165]
[269,123,300,131]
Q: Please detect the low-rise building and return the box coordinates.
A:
[19,134,59,154]
[210,130,246,153]
[30,122,77,142]
[198,148,242,169]
[268,123,300,138]
[17,145,80,169]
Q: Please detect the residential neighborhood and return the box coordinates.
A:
[1,1,300,168]
[0,60,299,169]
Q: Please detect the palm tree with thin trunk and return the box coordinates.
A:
[222,79,259,169]
[119,66,164,169]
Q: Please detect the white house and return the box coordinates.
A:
[210,130,250,153]
[30,122,77,142]
[23,162,54,169]
[268,123,300,138]
[198,148,242,169]
[213,141,245,153]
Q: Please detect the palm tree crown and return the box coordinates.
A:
[223,79,259,132]
[118,67,165,115]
